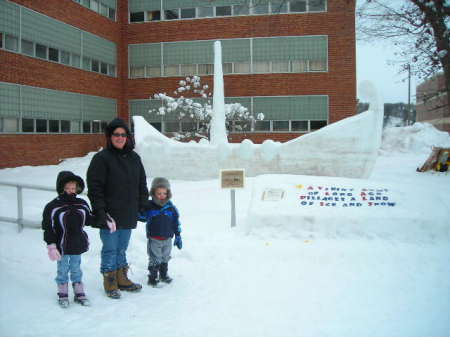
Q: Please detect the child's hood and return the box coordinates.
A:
[56,171,85,195]
[150,177,172,202]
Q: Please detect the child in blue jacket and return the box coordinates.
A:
[139,177,182,287]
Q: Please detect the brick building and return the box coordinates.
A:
[416,73,450,133]
[0,0,356,168]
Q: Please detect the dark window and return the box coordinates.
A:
[165,9,179,20]
[92,121,101,133]
[35,44,47,59]
[83,121,91,133]
[91,59,99,72]
[254,120,270,131]
[36,119,47,132]
[130,11,145,22]
[61,120,70,132]
[21,39,34,56]
[100,62,108,74]
[290,1,307,12]
[164,121,180,132]
[148,10,161,21]
[109,8,116,20]
[150,122,162,131]
[108,64,116,76]
[291,121,308,131]
[101,121,107,131]
[216,6,231,16]
[0,32,2,49]
[273,121,289,131]
[181,121,196,132]
[310,120,327,130]
[310,0,326,11]
[49,47,59,62]
[22,118,34,132]
[49,120,59,132]
[82,57,91,70]
[181,8,195,19]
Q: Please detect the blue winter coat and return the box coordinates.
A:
[139,200,181,239]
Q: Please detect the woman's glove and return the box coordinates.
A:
[47,244,61,261]
[106,213,117,233]
[174,235,182,250]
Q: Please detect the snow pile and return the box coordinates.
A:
[380,122,450,154]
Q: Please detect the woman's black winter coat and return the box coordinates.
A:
[87,147,149,229]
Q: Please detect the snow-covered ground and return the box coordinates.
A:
[1,123,450,337]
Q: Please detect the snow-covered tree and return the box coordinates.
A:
[149,76,264,140]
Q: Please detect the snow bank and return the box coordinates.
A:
[381,122,450,154]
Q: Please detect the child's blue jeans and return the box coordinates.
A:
[99,229,132,273]
[56,254,82,284]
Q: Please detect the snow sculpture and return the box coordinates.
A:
[133,43,383,180]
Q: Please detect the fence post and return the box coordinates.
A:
[17,186,23,232]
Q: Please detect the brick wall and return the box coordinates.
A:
[0,134,105,168]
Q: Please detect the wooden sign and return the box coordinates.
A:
[220,169,245,189]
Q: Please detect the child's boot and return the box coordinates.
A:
[159,263,172,284]
[147,265,159,287]
[73,282,91,306]
[117,266,142,292]
[57,283,69,308]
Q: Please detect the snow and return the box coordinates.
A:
[0,123,450,337]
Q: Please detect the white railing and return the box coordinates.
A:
[0,181,86,232]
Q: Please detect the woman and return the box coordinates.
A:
[87,118,149,299]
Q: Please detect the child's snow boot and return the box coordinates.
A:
[73,282,91,306]
[147,265,159,287]
[159,263,172,284]
[103,271,121,299]
[57,283,69,308]
[117,266,142,292]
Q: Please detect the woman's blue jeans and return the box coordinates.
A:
[99,229,132,273]
[56,254,82,284]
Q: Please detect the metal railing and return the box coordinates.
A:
[0,181,86,232]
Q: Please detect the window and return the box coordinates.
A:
[90,0,99,12]
[130,12,145,22]
[61,120,70,132]
[82,57,91,70]
[310,60,326,71]
[164,121,180,132]
[61,50,71,65]
[49,47,59,62]
[198,64,214,75]
[22,118,34,132]
[83,121,91,133]
[100,62,108,74]
[198,7,213,17]
[49,120,59,132]
[91,59,99,72]
[35,44,47,59]
[5,35,18,52]
[150,122,162,131]
[147,65,161,77]
[291,60,307,72]
[291,121,308,131]
[92,120,101,133]
[0,33,3,49]
[82,0,90,7]
[21,39,34,56]
[253,61,270,73]
[233,4,249,15]
[181,121,196,132]
[108,8,116,20]
[216,6,232,16]
[100,3,108,16]
[165,9,179,20]
[253,4,269,14]
[148,10,161,21]
[310,120,327,130]
[290,0,307,12]
[180,64,196,76]
[72,53,81,68]
[232,121,251,132]
[273,120,289,131]
[36,119,47,132]
[130,66,145,78]
[181,8,196,19]
[254,120,270,131]
[1,118,18,132]
[310,0,326,11]
[71,120,80,133]
[164,64,179,76]
[223,63,233,74]
[101,121,107,131]
[272,61,290,72]
[271,2,288,13]
[108,64,116,76]
[234,62,250,73]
